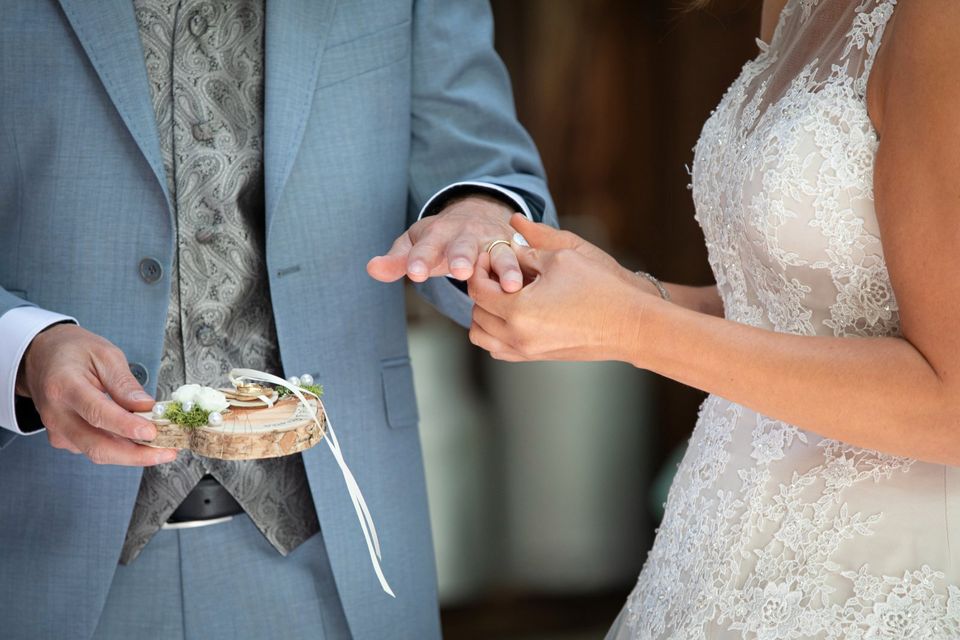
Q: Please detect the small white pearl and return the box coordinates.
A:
[299,373,314,386]
[286,375,302,387]
[207,412,224,427]
[152,402,167,418]
[181,399,195,413]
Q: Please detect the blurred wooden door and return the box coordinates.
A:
[491,0,761,466]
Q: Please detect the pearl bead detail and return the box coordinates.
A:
[299,373,314,386]
[152,402,167,418]
[287,375,302,387]
[207,412,224,427]
[181,399,195,413]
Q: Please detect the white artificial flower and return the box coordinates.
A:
[195,387,229,413]
[171,384,202,404]
[170,384,228,413]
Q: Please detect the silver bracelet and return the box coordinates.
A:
[635,270,671,301]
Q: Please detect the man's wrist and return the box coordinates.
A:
[418,181,535,222]
[15,321,72,398]
[443,193,514,223]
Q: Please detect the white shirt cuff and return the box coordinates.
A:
[417,181,534,221]
[0,306,76,434]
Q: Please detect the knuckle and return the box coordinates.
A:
[85,446,110,465]
[41,376,67,402]
[47,431,68,450]
[101,347,130,373]
[110,372,139,395]
[509,333,530,353]
[82,401,104,428]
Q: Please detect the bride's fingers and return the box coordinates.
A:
[468,267,509,314]
[510,214,579,251]
[513,247,546,285]
[468,322,526,361]
[471,305,508,336]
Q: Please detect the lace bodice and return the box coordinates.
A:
[615,2,960,638]
[694,0,898,339]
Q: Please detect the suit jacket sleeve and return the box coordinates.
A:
[406,0,557,328]
[0,290,75,440]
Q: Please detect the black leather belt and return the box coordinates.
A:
[167,475,244,523]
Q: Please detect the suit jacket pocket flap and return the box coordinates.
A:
[381,357,418,429]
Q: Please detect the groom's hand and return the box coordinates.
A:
[16,324,178,467]
[367,195,525,293]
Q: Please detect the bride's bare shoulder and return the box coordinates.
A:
[759,0,790,44]
[869,0,960,136]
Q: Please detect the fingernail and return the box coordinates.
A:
[155,451,177,464]
[503,272,523,286]
[450,258,471,271]
[512,232,529,247]
[137,425,156,441]
[409,261,427,276]
[131,391,153,402]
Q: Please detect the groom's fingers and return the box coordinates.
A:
[488,243,523,293]
[367,233,414,282]
[406,236,446,282]
[445,237,480,280]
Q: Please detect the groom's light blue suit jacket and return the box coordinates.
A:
[0,1,554,638]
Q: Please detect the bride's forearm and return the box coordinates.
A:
[624,298,960,466]
[660,282,724,317]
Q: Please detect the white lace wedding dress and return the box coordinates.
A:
[608,1,960,638]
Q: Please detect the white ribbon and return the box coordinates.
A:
[229,368,395,597]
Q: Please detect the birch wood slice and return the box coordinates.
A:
[135,397,326,460]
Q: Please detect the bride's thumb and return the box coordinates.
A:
[510,214,577,251]
[512,242,545,283]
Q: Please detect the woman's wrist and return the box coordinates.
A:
[621,292,673,369]
[601,269,667,367]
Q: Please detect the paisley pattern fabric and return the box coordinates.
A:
[610,1,960,637]
[121,0,318,565]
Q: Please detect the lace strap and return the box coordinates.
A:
[844,0,899,92]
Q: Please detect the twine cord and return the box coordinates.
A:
[229,368,395,597]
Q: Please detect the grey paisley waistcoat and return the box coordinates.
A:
[121,0,318,564]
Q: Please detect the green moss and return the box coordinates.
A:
[276,384,324,399]
[163,402,212,429]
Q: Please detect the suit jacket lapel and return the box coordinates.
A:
[264,0,338,233]
[57,0,171,211]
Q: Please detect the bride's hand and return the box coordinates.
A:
[467,216,658,362]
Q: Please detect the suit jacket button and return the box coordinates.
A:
[129,362,149,386]
[139,258,163,284]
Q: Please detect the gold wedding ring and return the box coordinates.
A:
[484,239,511,254]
